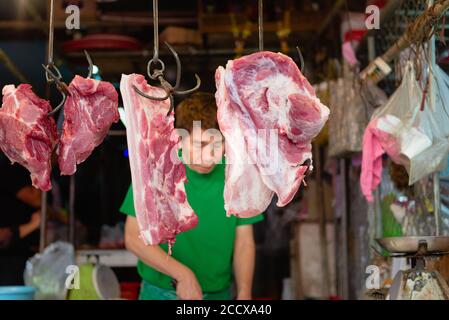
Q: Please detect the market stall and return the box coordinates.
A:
[1,0,449,302]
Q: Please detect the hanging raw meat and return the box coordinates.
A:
[120,74,197,247]
[58,75,119,175]
[215,51,330,217]
[0,84,57,191]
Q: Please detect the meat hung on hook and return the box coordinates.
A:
[42,63,70,116]
[57,75,120,176]
[43,50,119,176]
[43,50,94,116]
[215,51,329,218]
[0,84,58,191]
[120,73,198,247]
[132,42,201,116]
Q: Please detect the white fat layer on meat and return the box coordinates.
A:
[121,74,196,245]
[217,52,329,213]
[121,74,150,244]
[2,85,14,96]
[217,66,273,217]
[121,76,139,201]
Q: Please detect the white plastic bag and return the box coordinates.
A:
[24,241,75,300]
[371,62,449,184]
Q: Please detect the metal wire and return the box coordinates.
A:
[47,0,54,65]
[258,0,264,51]
[152,0,159,62]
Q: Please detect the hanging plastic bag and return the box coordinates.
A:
[361,62,449,202]
[24,241,75,300]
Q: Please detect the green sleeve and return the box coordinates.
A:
[119,185,136,217]
[236,213,264,226]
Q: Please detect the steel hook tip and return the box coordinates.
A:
[84,50,94,79]
[132,84,174,116]
[164,42,182,89]
[132,84,171,101]
[47,91,66,116]
[296,46,305,73]
[174,74,201,95]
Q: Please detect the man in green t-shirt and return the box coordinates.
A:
[120,92,263,300]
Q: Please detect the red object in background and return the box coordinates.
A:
[120,282,141,300]
[366,0,387,9]
[344,30,368,43]
[62,34,143,53]
[439,50,449,64]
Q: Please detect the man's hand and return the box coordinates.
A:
[0,228,13,248]
[19,211,41,239]
[124,216,203,300]
[233,224,256,300]
[175,268,203,300]
[236,292,252,300]
[29,211,41,230]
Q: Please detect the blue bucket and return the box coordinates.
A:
[0,286,35,300]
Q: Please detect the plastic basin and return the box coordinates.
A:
[0,286,35,300]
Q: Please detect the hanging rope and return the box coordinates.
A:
[404,0,446,46]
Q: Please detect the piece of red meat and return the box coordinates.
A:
[0,84,57,191]
[215,51,330,217]
[58,75,119,175]
[120,74,197,247]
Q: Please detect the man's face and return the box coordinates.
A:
[181,128,224,174]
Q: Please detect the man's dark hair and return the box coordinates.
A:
[175,92,219,132]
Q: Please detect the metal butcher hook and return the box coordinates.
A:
[296,46,305,73]
[43,64,69,116]
[132,42,201,116]
[44,50,93,116]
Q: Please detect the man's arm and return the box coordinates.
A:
[233,224,256,300]
[16,186,41,208]
[124,215,203,300]
[0,212,41,249]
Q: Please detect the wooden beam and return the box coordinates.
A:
[0,49,30,83]
[199,13,324,34]
[318,0,346,36]
[361,0,449,80]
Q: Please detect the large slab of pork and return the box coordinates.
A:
[0,84,57,191]
[58,75,119,175]
[120,74,198,247]
[215,51,330,217]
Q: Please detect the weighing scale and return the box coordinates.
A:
[376,236,449,300]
